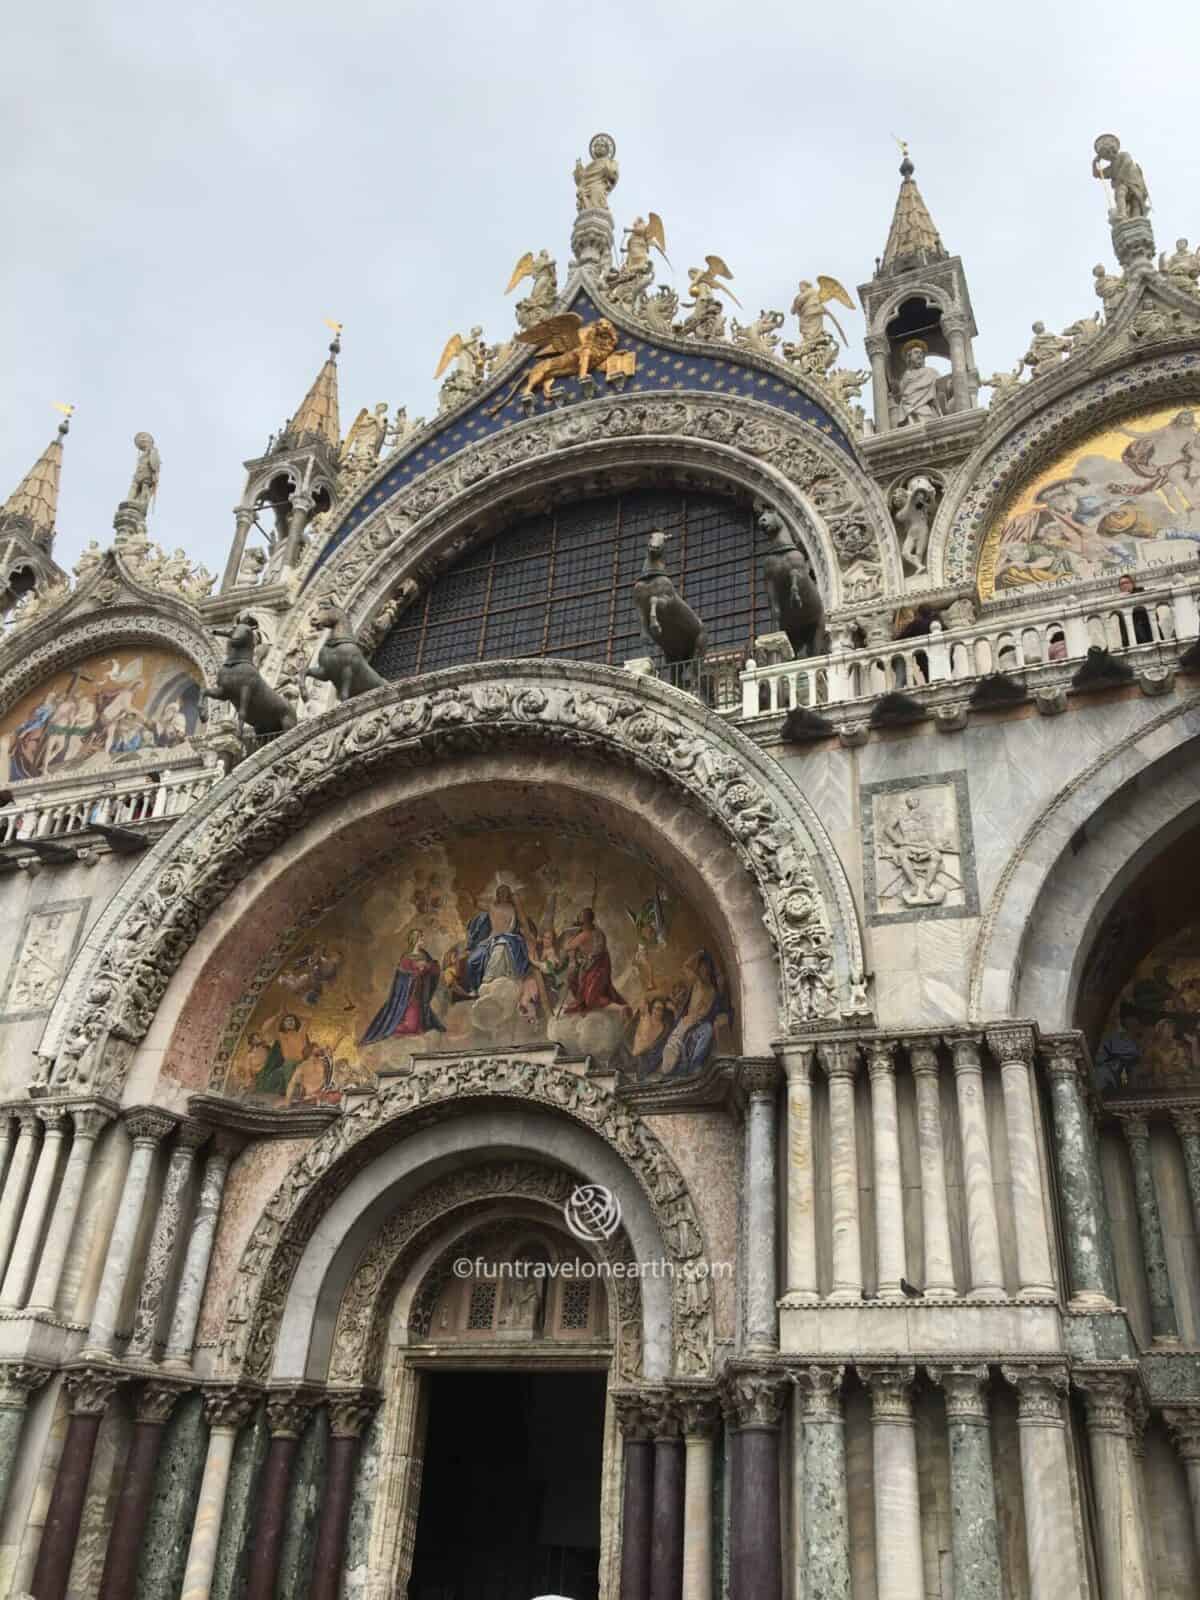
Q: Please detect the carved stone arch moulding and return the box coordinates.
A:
[326,1160,643,1386]
[930,348,1200,591]
[280,388,899,654]
[38,660,866,1090]
[219,1063,714,1383]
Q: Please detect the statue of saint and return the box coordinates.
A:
[1022,321,1070,379]
[1092,134,1150,220]
[127,432,161,513]
[893,341,943,426]
[880,796,953,906]
[1160,239,1200,296]
[573,133,619,212]
[1093,263,1127,319]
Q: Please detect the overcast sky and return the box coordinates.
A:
[3,0,1198,576]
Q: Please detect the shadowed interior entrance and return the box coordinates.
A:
[410,1371,607,1600]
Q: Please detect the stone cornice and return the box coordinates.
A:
[186,1093,341,1142]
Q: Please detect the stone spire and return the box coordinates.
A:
[0,410,71,550]
[880,150,948,276]
[280,326,342,453]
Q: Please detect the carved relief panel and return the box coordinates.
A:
[0,898,89,1020]
[860,772,979,925]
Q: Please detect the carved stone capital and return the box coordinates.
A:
[1042,1035,1088,1083]
[65,1367,120,1417]
[928,1363,990,1422]
[865,1040,896,1080]
[950,1036,984,1074]
[941,312,969,338]
[864,333,890,358]
[904,1039,940,1077]
[0,1362,51,1411]
[202,1385,259,1432]
[675,1389,721,1439]
[326,1389,378,1439]
[1164,1406,1200,1464]
[1171,1109,1200,1139]
[777,1043,814,1085]
[722,1370,788,1431]
[35,1106,71,1135]
[266,1386,317,1438]
[1120,1115,1151,1146]
[1075,1369,1138,1437]
[123,1107,180,1147]
[795,1364,845,1422]
[986,1023,1036,1068]
[816,1040,859,1081]
[1001,1364,1069,1426]
[137,1380,190,1426]
[612,1390,659,1442]
[14,1106,42,1136]
[861,1364,916,1422]
[176,1119,212,1153]
[739,1058,782,1101]
[641,1389,682,1440]
[68,1106,115,1142]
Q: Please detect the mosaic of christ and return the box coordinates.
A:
[223,832,737,1107]
[1094,924,1200,1095]
[977,404,1200,601]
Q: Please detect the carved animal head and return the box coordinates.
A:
[312,598,350,631]
[757,506,793,547]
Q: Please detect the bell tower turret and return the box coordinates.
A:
[0,409,71,612]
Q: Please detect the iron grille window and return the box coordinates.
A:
[372,489,779,679]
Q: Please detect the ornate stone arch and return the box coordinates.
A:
[928,341,1200,592]
[38,660,866,1089]
[969,695,1200,1023]
[277,389,899,673]
[219,1066,714,1385]
[325,1161,643,1386]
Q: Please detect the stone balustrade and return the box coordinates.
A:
[0,766,217,849]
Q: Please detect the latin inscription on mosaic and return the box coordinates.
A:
[223,830,737,1107]
[860,772,979,926]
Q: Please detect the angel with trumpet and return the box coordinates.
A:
[605,213,669,311]
[785,276,857,378]
[678,255,738,341]
[433,327,490,413]
[505,250,559,330]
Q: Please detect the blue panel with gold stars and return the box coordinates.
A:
[307,294,853,581]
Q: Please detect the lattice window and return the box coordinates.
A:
[372,489,795,680]
[466,1281,497,1330]
[559,1280,592,1331]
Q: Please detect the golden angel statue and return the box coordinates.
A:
[506,250,559,330]
[790,277,855,345]
[686,255,740,306]
[434,328,489,413]
[678,256,738,342]
[605,213,669,311]
[490,313,625,412]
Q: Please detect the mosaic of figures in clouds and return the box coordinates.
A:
[977,404,1200,600]
[225,831,736,1107]
[1095,923,1200,1094]
[0,648,202,783]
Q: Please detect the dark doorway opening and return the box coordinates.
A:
[410,1369,607,1600]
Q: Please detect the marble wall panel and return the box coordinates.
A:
[644,1110,738,1340]
[1145,1418,1200,1598]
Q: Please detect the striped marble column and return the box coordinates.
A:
[988,1025,1055,1297]
[781,1045,818,1301]
[126,1122,209,1361]
[930,1364,1001,1600]
[905,1041,956,1298]
[819,1042,862,1303]
[742,1060,781,1351]
[0,1110,41,1284]
[98,1380,187,1600]
[180,1388,257,1600]
[862,1366,924,1600]
[162,1132,242,1369]
[28,1106,112,1314]
[1002,1365,1085,1600]
[0,1362,49,1517]
[0,1108,61,1306]
[1165,1407,1200,1557]
[866,1042,907,1300]
[31,1367,120,1600]
[1121,1116,1180,1342]
[1076,1370,1149,1600]
[797,1365,850,1600]
[678,1391,719,1600]
[951,1037,1005,1297]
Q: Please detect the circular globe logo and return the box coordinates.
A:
[564,1183,622,1242]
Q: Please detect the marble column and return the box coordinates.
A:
[245,1389,312,1600]
[0,1109,42,1285]
[1171,1109,1200,1238]
[929,1364,1001,1600]
[0,1362,48,1516]
[781,1045,818,1302]
[310,1392,376,1600]
[97,1380,186,1600]
[797,1365,850,1600]
[0,1114,16,1194]
[742,1060,781,1350]
[1001,1365,1085,1600]
[866,333,891,432]
[83,1108,178,1359]
[866,1042,907,1300]
[1121,1116,1180,1342]
[162,1133,241,1370]
[615,1392,655,1600]
[648,1394,684,1600]
[988,1026,1055,1298]
[819,1043,862,1303]
[27,1107,112,1314]
[127,1122,209,1361]
[180,1388,256,1600]
[942,313,972,412]
[678,1392,719,1600]
[31,1367,120,1600]
[1044,1039,1117,1308]
[1077,1371,1149,1600]
[906,1042,956,1298]
[862,1366,924,1600]
[1165,1407,1200,1557]
[0,1108,60,1306]
[951,1037,1005,1297]
[725,1371,786,1600]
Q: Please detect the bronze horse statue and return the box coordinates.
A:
[632,528,708,665]
[305,600,387,702]
[203,616,296,736]
[758,507,825,657]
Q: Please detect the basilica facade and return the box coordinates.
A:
[0,129,1197,1599]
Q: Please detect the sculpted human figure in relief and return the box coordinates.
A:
[893,340,942,426]
[1092,134,1150,220]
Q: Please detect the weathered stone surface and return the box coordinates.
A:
[275,1406,328,1597]
[135,1392,208,1600]
[211,1401,269,1600]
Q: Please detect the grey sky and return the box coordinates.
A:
[3,0,1198,576]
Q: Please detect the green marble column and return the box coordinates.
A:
[211,1401,269,1600]
[343,1401,383,1594]
[0,1364,47,1517]
[1122,1116,1180,1342]
[1172,1111,1200,1239]
[135,1391,209,1600]
[931,1364,1002,1600]
[276,1403,328,1596]
[1045,1042,1117,1307]
[798,1365,850,1600]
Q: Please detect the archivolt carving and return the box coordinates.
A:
[280,389,897,663]
[931,344,1200,591]
[39,661,865,1091]
[218,1058,714,1382]
[326,1162,643,1385]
